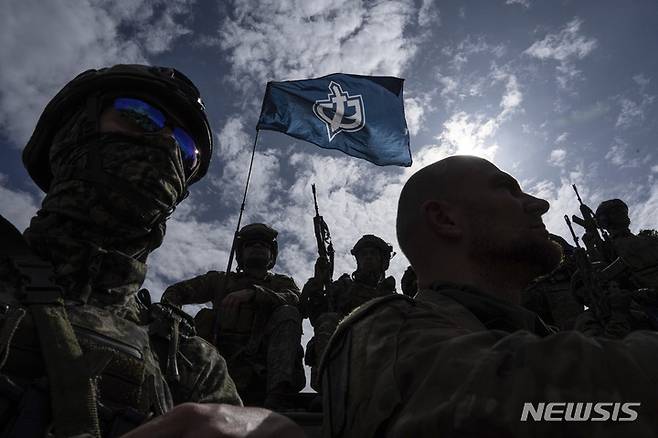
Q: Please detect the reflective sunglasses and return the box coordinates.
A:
[113,97,200,178]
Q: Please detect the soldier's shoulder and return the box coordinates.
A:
[333,294,415,338]
[330,273,352,289]
[271,272,296,282]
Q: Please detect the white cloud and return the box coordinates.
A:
[630,183,658,232]
[633,73,650,91]
[605,138,646,168]
[524,18,597,90]
[218,0,419,87]
[443,36,507,72]
[549,149,567,167]
[555,132,568,144]
[0,0,196,146]
[506,0,530,7]
[0,175,41,232]
[404,93,434,136]
[417,0,440,27]
[616,95,655,129]
[429,67,523,162]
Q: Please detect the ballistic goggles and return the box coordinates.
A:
[113,97,200,179]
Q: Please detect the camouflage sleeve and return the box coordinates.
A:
[300,277,327,323]
[174,335,243,406]
[322,299,658,437]
[161,271,223,306]
[253,275,300,308]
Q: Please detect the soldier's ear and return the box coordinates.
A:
[422,200,463,239]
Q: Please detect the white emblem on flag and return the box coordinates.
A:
[313,81,366,141]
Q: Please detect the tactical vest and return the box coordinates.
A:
[0,215,172,437]
[330,274,396,316]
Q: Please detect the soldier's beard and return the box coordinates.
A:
[468,232,563,286]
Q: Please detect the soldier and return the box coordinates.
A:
[162,223,305,409]
[595,199,658,289]
[571,199,658,336]
[321,155,658,437]
[0,65,244,436]
[302,234,395,390]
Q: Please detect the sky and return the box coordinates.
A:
[2,0,657,389]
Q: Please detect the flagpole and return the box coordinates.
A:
[212,129,260,345]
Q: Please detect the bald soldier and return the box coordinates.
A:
[320,156,658,437]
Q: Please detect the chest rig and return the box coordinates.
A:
[0,215,171,437]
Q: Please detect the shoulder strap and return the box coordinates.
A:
[0,215,102,438]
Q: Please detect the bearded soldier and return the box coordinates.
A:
[0,65,242,437]
[162,223,305,409]
[302,234,395,390]
[321,156,658,437]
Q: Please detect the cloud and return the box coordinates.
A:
[0,174,41,231]
[555,100,610,127]
[604,138,649,168]
[630,183,658,232]
[417,0,440,27]
[0,0,196,146]
[524,18,597,90]
[404,92,434,136]
[442,36,507,72]
[615,77,655,129]
[211,116,282,208]
[428,68,523,162]
[506,0,530,7]
[549,149,567,167]
[555,132,568,144]
[218,0,420,88]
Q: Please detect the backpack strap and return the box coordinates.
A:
[0,215,102,438]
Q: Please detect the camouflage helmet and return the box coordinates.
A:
[23,64,213,192]
[350,234,394,271]
[235,223,278,270]
[595,199,630,229]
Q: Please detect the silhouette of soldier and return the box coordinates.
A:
[0,64,242,437]
[303,234,395,390]
[321,156,658,437]
[162,223,305,408]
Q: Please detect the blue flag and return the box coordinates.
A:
[257,73,411,167]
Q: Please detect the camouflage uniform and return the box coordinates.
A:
[163,246,305,406]
[0,65,240,438]
[303,235,396,390]
[321,283,658,437]
[522,258,583,330]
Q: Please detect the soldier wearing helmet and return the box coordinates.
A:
[162,223,306,409]
[595,199,632,239]
[592,199,658,292]
[0,65,243,437]
[302,234,396,390]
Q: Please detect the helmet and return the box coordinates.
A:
[595,199,630,229]
[23,64,213,191]
[350,234,394,271]
[235,223,278,270]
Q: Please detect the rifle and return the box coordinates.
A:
[564,215,611,321]
[312,184,334,289]
[570,184,615,263]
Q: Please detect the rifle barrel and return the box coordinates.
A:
[311,183,320,216]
